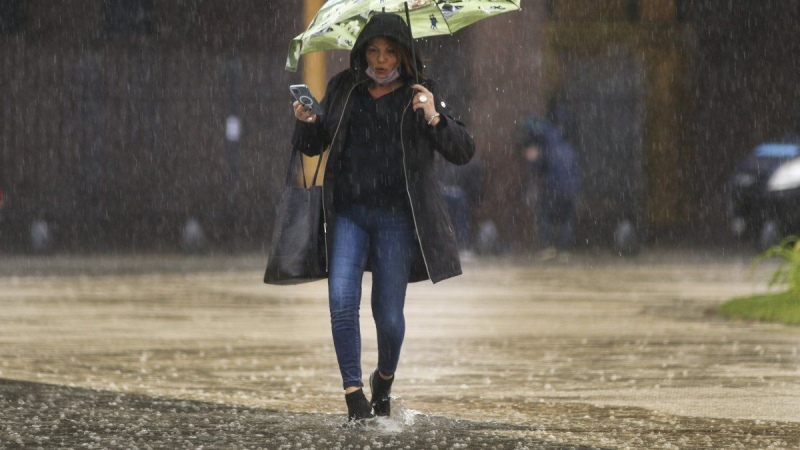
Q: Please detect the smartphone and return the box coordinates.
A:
[289,84,324,116]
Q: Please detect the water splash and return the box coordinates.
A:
[338,395,423,433]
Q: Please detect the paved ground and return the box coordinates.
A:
[0,250,798,449]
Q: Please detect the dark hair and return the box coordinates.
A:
[365,36,425,81]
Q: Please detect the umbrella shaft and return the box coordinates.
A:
[403,2,419,85]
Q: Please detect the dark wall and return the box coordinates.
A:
[536,0,800,247]
[3,0,798,253]
[465,1,547,250]
[0,1,302,251]
[1,0,547,254]
[681,0,800,238]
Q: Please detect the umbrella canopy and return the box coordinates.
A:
[286,0,522,72]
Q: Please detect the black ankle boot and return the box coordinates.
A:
[369,369,394,417]
[345,388,373,421]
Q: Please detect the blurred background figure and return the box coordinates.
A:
[518,115,580,262]
[181,217,208,254]
[29,219,52,254]
[438,155,484,260]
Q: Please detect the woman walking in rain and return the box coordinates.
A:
[291,13,475,422]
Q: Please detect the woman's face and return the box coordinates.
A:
[365,37,400,80]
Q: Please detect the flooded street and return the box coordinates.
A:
[1,251,798,448]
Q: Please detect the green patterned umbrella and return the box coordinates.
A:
[286,0,522,71]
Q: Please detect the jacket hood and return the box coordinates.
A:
[350,13,421,78]
[518,115,559,148]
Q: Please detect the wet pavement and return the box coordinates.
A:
[0,250,798,449]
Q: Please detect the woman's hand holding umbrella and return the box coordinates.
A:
[412,84,440,126]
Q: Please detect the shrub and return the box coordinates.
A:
[754,235,800,300]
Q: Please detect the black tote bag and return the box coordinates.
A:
[263,149,327,285]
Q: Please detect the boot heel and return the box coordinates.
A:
[369,369,394,417]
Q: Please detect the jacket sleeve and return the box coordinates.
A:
[422,91,475,166]
[291,120,326,157]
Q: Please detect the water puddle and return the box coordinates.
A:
[1,254,798,448]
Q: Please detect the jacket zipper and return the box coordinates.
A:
[400,97,432,279]
[321,80,365,272]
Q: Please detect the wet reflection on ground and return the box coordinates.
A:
[2,378,595,449]
[0,251,798,448]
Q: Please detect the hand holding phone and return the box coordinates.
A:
[290,84,324,117]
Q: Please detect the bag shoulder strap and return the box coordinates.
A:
[286,149,325,189]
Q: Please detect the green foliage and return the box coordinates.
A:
[753,235,800,301]
[722,236,800,325]
[719,292,800,325]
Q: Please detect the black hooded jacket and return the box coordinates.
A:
[291,13,475,283]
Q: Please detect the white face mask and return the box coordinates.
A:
[366,66,401,85]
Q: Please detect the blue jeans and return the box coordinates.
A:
[328,203,416,389]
